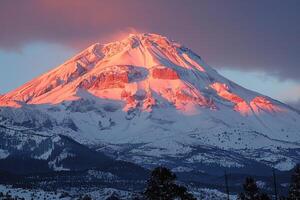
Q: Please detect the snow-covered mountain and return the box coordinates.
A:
[0,33,299,174]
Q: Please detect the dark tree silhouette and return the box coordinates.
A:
[239,177,260,200]
[80,195,92,200]
[260,193,271,200]
[144,166,196,200]
[273,168,278,200]
[106,193,120,200]
[238,177,270,200]
[288,164,300,200]
[225,170,230,200]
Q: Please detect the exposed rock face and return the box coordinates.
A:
[251,96,283,113]
[78,65,147,91]
[142,95,156,111]
[151,67,180,80]
[210,82,251,115]
[0,99,21,108]
[90,72,129,90]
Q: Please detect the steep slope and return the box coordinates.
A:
[0,33,300,172]
[0,124,148,178]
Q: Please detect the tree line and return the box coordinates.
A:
[234,164,300,200]
[90,164,300,200]
[1,164,299,200]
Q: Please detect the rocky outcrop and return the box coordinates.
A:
[93,72,129,89]
[79,71,129,90]
[210,82,251,115]
[250,96,283,113]
[151,67,180,80]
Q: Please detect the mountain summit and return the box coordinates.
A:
[0,33,300,172]
[0,33,286,115]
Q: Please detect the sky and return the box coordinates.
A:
[0,0,299,108]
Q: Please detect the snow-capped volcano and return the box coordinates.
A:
[0,33,288,114]
[0,33,300,172]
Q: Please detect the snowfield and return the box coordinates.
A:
[0,185,71,200]
[0,185,236,200]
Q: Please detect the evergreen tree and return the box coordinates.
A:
[288,164,300,200]
[238,177,260,200]
[144,166,196,200]
[225,170,230,200]
[238,177,270,200]
[80,195,92,200]
[260,193,271,200]
[106,194,120,200]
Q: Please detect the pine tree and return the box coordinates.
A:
[238,177,270,200]
[288,164,300,200]
[260,193,271,200]
[144,166,196,200]
[273,168,278,200]
[238,177,260,200]
[225,170,230,200]
[81,195,92,200]
[106,194,120,200]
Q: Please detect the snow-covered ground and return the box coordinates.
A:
[0,185,236,200]
[192,188,237,200]
[0,185,71,200]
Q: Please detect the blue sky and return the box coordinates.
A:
[0,43,76,93]
[218,69,300,103]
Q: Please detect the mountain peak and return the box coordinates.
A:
[124,32,172,43]
[0,33,287,116]
[126,33,176,46]
[99,32,183,60]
